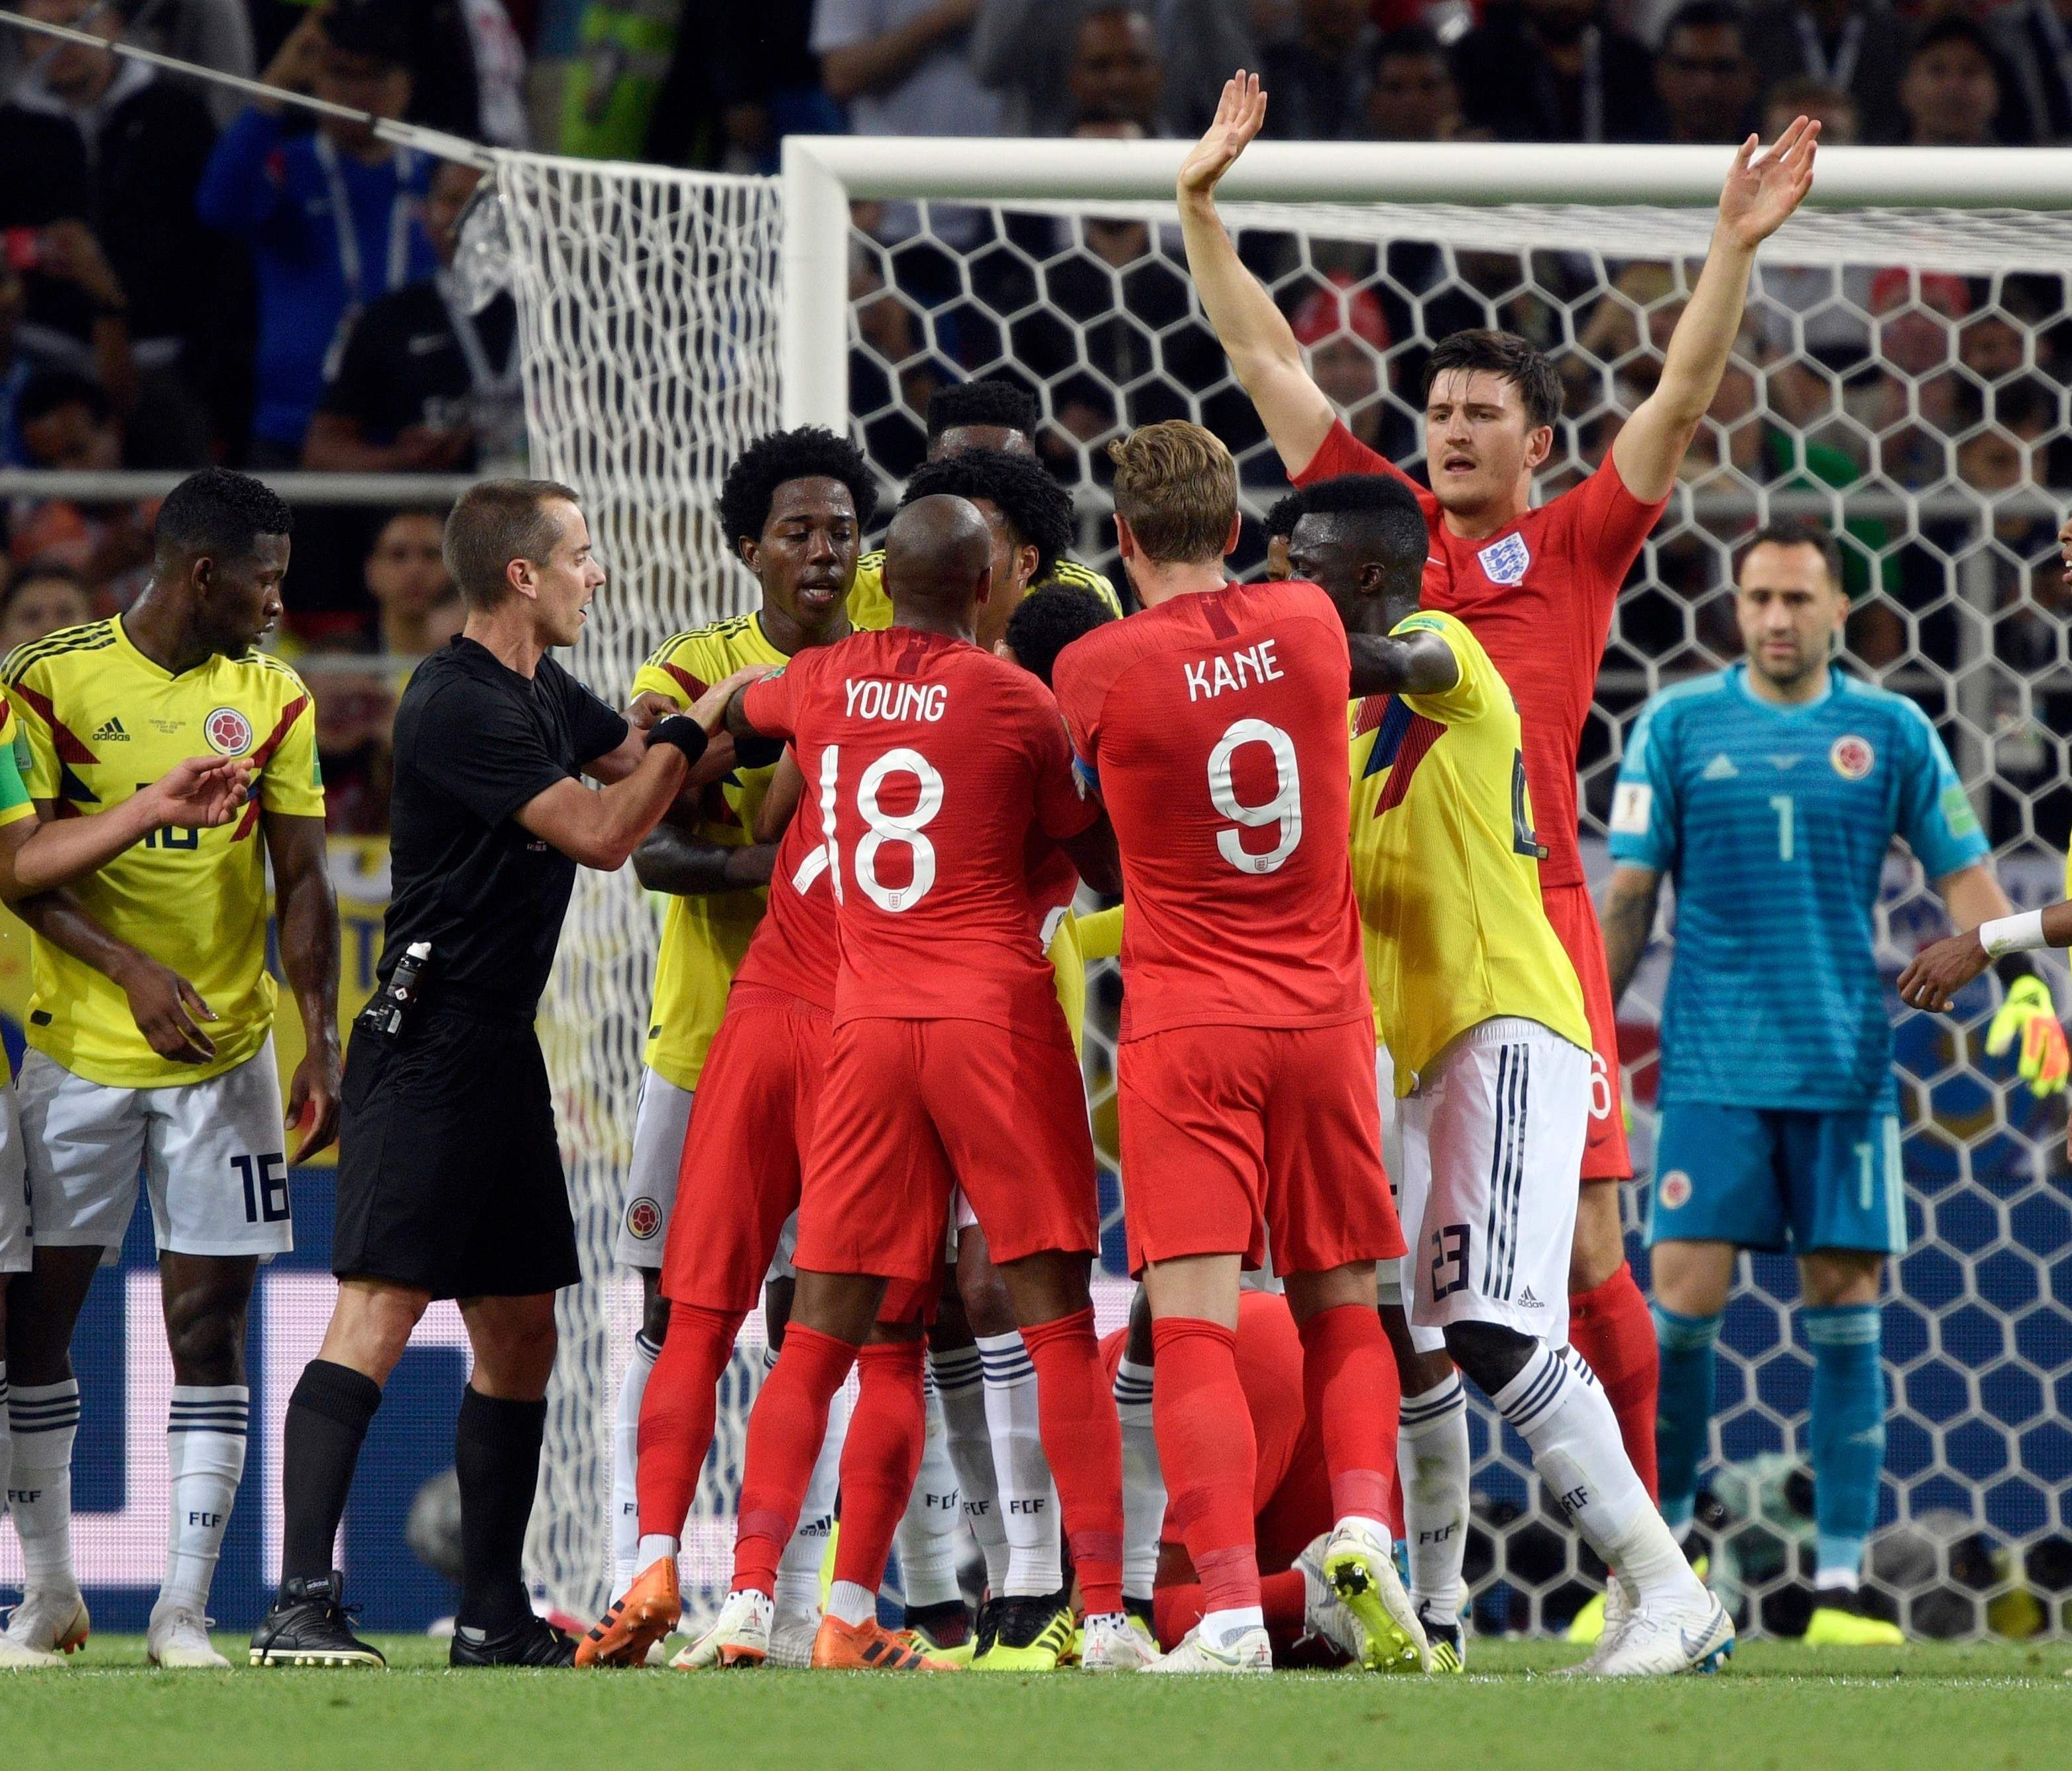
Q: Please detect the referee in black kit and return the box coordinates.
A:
[251,481,759,1669]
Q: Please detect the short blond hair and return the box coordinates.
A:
[1107,422,1238,566]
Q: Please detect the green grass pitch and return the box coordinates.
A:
[7,1637,2069,1771]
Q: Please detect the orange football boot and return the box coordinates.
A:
[810,1615,960,1672]
[574,1558,681,1668]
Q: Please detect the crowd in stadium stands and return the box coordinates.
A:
[1,0,2071,837]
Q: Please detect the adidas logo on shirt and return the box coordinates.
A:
[1519,1286,1544,1307]
[1701,752,1737,779]
[93,716,130,742]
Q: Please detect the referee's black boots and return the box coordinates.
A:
[249,1570,387,1669]
[449,1613,578,1668]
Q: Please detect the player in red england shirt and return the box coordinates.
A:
[1051,422,1418,1677]
[686,495,1137,1674]
[1177,72,1819,1506]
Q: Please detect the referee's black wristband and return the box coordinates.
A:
[650,714,709,767]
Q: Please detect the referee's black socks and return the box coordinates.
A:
[455,1387,549,1635]
[280,1359,384,1585]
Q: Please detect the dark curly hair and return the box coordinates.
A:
[717,427,880,553]
[899,448,1075,587]
[1294,471,1430,596]
[1003,585,1114,689]
[1262,490,1308,541]
[156,467,294,562]
[926,376,1040,445]
[1423,327,1564,430]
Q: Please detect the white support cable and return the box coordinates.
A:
[0,469,485,505]
[0,7,493,168]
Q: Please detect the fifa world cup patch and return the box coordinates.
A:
[205,706,255,757]
[625,1196,663,1241]
[1829,734,1874,780]
[1658,1170,1694,1210]
[1477,533,1531,585]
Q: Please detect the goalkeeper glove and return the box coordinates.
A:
[1985,974,2070,1097]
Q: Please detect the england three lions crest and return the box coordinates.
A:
[1477,533,1531,585]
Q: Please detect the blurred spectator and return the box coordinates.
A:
[1652,1,1758,144]
[975,1,1253,138]
[3,0,226,464]
[1261,0,1376,140]
[460,0,532,146]
[1364,26,1468,141]
[0,227,135,461]
[1897,15,2006,148]
[648,1,844,172]
[0,557,93,652]
[304,163,523,475]
[1066,5,1165,135]
[557,0,685,158]
[1989,0,2072,146]
[304,640,397,836]
[1289,272,1411,460]
[363,508,465,682]
[197,2,438,465]
[0,1,257,128]
[1745,2,1904,144]
[1762,74,1859,144]
[7,370,155,603]
[815,0,1002,135]
[1453,0,1662,143]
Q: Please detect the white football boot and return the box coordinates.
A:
[3,1589,88,1658]
[669,1588,773,1669]
[1320,1520,1428,1673]
[1079,1611,1157,1672]
[1579,1591,1735,1677]
[1141,1625,1272,1674]
[148,1604,231,1670]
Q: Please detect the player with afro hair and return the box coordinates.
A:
[717,426,880,558]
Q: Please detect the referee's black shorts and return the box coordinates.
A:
[332,999,579,1300]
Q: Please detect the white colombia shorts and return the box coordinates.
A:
[0,1086,29,1274]
[1394,1017,1588,1353]
[17,1037,291,1258]
[616,1066,693,1269]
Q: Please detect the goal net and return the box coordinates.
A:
[494,137,2072,1640]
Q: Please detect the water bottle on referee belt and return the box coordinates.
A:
[356,941,433,1042]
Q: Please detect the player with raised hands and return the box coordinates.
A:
[1177,70,1819,1524]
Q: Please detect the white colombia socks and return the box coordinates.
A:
[1113,1352,1163,1605]
[7,1379,80,1596]
[931,1344,1009,1594]
[893,1369,963,1611]
[1399,1371,1470,1628]
[976,1330,1061,1595]
[610,1330,661,1598]
[1492,1346,1698,1611]
[162,1385,249,1617]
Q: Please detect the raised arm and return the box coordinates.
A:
[1175,74,1337,478]
[1346,629,1460,700]
[264,810,342,1159]
[1610,119,1818,504]
[1599,864,1666,1010]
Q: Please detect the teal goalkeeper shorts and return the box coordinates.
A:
[1646,1103,1907,1255]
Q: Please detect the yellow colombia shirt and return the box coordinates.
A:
[3,617,325,1088]
[1348,609,1590,1094]
[848,550,1125,630]
[0,700,40,1086]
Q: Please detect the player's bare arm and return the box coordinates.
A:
[1600,864,1666,1009]
[753,747,807,844]
[265,811,342,1161]
[1175,73,1337,477]
[1901,899,2072,1011]
[0,758,251,901]
[9,876,219,1064]
[1609,119,1819,504]
[1346,629,1460,699]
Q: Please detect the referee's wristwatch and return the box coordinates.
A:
[649,714,709,767]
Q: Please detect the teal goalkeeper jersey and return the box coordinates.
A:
[1608,665,1988,1113]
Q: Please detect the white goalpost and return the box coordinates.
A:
[487,133,2072,1640]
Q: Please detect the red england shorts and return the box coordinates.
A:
[792,1016,1099,1296]
[659,984,831,1312]
[1116,1016,1403,1276]
[1539,882,1632,1185]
